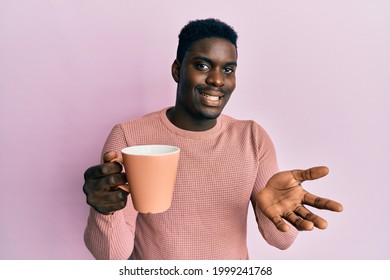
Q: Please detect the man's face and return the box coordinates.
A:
[173,37,237,122]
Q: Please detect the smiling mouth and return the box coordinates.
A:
[200,92,222,101]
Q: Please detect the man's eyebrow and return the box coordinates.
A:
[193,56,237,67]
[225,61,238,67]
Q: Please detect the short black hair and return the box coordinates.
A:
[176,18,238,63]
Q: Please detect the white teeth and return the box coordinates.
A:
[201,93,219,101]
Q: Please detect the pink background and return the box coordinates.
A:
[1,0,389,259]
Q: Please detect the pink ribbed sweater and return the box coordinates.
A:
[84,107,298,259]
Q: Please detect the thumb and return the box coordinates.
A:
[292,166,329,182]
[103,151,123,164]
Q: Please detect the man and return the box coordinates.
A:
[83,18,343,260]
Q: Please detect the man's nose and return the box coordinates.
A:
[206,69,224,87]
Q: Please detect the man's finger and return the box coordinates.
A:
[92,199,128,215]
[284,211,314,231]
[103,151,119,163]
[270,216,290,232]
[291,166,329,182]
[84,162,123,180]
[294,205,328,229]
[87,188,128,206]
[303,192,344,212]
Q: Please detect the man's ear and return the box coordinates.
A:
[171,59,180,83]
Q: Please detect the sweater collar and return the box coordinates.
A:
[159,107,223,140]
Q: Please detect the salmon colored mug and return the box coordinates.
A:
[121,145,180,214]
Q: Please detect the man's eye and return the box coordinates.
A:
[223,67,234,74]
[196,63,210,70]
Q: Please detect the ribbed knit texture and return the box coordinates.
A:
[84,107,298,259]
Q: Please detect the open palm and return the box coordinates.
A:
[256,166,343,232]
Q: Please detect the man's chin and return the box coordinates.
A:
[199,108,222,120]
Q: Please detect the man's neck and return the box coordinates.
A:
[166,107,217,132]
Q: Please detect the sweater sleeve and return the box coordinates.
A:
[250,124,298,250]
[84,124,138,259]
